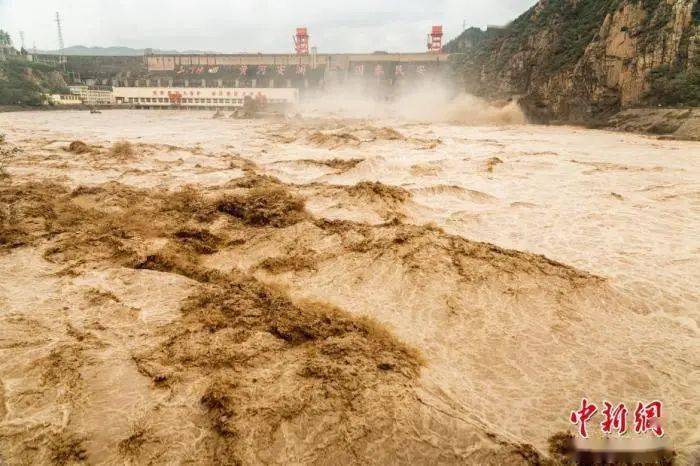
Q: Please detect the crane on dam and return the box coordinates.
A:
[427,25,443,53]
[294,28,309,55]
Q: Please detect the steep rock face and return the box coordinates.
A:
[447,0,699,123]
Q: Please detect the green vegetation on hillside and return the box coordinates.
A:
[0,59,68,106]
[644,0,700,107]
[449,0,683,72]
[447,0,621,73]
[506,0,619,71]
[646,61,700,107]
[544,0,621,71]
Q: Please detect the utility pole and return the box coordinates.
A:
[55,12,65,54]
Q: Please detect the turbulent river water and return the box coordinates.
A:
[0,109,698,463]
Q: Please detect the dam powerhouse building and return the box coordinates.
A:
[41,26,450,108]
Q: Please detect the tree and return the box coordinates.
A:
[0,30,12,47]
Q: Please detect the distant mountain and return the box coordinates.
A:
[37,45,221,56]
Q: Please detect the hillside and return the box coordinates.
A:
[0,58,68,106]
[446,0,700,123]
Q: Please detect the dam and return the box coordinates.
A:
[36,26,450,95]
[42,50,450,92]
[36,26,452,109]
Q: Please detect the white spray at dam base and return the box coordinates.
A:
[299,80,527,125]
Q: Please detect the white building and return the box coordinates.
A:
[84,88,114,106]
[68,85,88,100]
[112,87,298,109]
[66,85,114,106]
[50,94,82,105]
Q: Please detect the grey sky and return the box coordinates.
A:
[0,0,535,53]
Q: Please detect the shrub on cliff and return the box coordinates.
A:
[646,63,700,107]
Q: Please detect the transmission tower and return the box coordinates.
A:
[55,12,65,54]
[19,31,25,50]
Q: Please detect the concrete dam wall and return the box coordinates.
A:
[41,52,450,91]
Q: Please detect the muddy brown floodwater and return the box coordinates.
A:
[0,110,698,465]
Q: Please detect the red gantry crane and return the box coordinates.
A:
[294,27,309,55]
[427,25,443,52]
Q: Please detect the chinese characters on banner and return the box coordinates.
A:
[570,399,664,438]
[168,62,432,81]
[354,64,423,78]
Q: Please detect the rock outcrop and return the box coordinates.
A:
[447,0,700,123]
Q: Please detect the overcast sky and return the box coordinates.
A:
[0,0,535,53]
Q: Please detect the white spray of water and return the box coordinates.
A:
[299,79,527,125]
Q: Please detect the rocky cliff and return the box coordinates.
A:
[446,0,699,123]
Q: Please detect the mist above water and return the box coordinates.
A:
[300,79,527,125]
